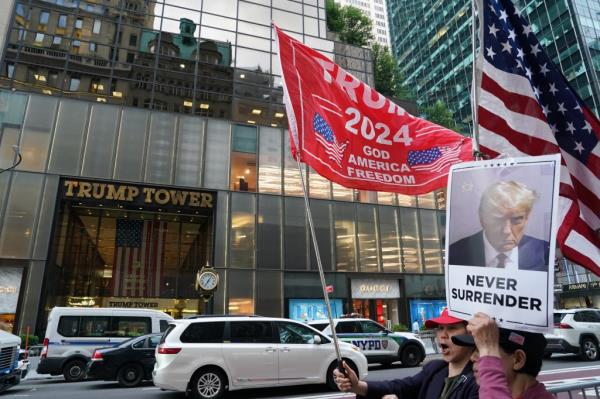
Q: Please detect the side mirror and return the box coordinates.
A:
[313,335,322,344]
[383,330,391,335]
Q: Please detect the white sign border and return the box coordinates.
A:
[445,154,561,333]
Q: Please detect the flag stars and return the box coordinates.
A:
[557,102,567,114]
[508,29,517,41]
[530,43,541,56]
[539,63,550,75]
[516,59,523,69]
[574,141,585,154]
[550,124,558,135]
[541,104,550,116]
[516,48,524,59]
[525,67,532,79]
[522,24,533,36]
[489,23,500,37]
[566,122,576,134]
[549,83,558,95]
[533,86,541,98]
[489,2,496,14]
[486,46,497,59]
[499,10,509,22]
[583,120,593,133]
[501,41,512,53]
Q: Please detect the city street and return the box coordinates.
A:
[8,355,599,399]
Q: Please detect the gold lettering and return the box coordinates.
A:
[155,189,170,205]
[106,185,127,201]
[169,190,188,206]
[92,183,106,199]
[189,192,201,207]
[143,187,155,203]
[201,193,213,208]
[78,182,92,198]
[64,180,78,197]
[127,186,139,201]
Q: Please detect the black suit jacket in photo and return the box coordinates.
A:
[448,231,549,271]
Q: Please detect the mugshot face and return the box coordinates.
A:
[480,205,530,253]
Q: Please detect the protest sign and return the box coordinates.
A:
[446,154,560,333]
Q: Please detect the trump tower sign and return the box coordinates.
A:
[446,154,561,333]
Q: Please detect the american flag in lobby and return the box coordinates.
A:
[476,0,600,274]
[112,219,167,297]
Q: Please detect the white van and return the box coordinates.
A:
[37,307,173,381]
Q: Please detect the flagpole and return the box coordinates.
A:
[471,0,481,159]
[295,157,345,370]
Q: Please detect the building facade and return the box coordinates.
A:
[335,0,391,46]
[0,0,446,336]
[387,0,600,132]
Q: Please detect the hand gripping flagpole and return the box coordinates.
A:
[295,156,346,373]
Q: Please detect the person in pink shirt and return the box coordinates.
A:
[451,313,553,399]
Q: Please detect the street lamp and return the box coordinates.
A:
[0,146,22,174]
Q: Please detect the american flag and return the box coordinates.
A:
[408,144,464,172]
[313,113,348,167]
[476,0,600,275]
[113,219,167,297]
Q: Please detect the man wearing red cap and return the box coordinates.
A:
[334,308,478,399]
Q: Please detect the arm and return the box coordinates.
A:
[363,362,434,399]
[477,356,513,399]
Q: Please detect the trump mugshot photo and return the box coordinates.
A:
[447,162,555,272]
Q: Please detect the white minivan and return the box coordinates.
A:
[37,307,173,381]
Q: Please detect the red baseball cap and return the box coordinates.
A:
[424,308,465,328]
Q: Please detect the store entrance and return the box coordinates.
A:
[351,299,399,327]
[42,191,214,325]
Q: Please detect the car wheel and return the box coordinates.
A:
[400,343,423,367]
[190,368,226,399]
[117,363,143,387]
[326,360,358,391]
[580,337,599,361]
[63,359,86,382]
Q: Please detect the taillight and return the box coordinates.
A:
[92,350,103,361]
[157,345,181,354]
[558,323,573,329]
[40,338,49,360]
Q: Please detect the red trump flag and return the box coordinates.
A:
[274,25,473,195]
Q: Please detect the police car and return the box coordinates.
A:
[307,318,426,367]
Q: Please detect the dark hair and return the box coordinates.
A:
[499,343,543,377]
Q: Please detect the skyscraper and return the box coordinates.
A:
[387,0,600,131]
[336,0,391,46]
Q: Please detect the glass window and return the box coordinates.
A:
[57,316,79,337]
[175,116,204,187]
[132,338,145,349]
[203,0,237,18]
[203,120,230,190]
[33,175,59,259]
[284,197,307,269]
[309,200,333,271]
[129,34,137,46]
[0,172,44,258]
[258,127,282,194]
[361,320,385,333]
[357,205,379,272]
[309,168,330,199]
[111,317,151,337]
[272,9,303,33]
[228,269,255,314]
[58,14,67,28]
[229,321,274,343]
[277,321,319,344]
[149,335,161,348]
[81,104,119,178]
[180,322,225,343]
[145,112,176,184]
[39,11,49,24]
[418,193,436,209]
[238,1,271,25]
[52,36,62,45]
[159,320,169,332]
[230,125,257,192]
[377,192,397,205]
[379,207,402,272]
[114,107,148,181]
[283,131,304,196]
[420,209,442,273]
[89,42,96,52]
[236,48,270,71]
[93,19,101,34]
[230,193,256,268]
[332,183,353,201]
[69,77,80,91]
[19,95,57,171]
[258,196,282,269]
[79,316,110,337]
[75,18,83,29]
[398,194,417,207]
[256,271,282,317]
[334,203,356,272]
[335,321,361,334]
[48,100,88,175]
[400,208,422,273]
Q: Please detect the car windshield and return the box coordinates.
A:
[309,323,328,331]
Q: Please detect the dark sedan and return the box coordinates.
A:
[86,333,161,387]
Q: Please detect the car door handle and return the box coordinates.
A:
[265,347,277,353]
[280,347,291,352]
